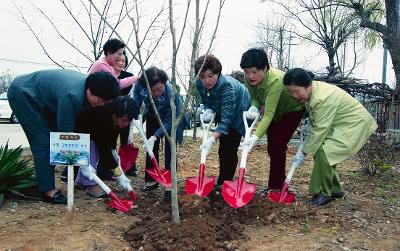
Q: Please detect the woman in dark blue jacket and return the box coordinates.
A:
[194,54,251,186]
[132,67,184,195]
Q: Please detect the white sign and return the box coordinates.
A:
[50,132,90,166]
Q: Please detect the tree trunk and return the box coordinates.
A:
[385,0,400,91]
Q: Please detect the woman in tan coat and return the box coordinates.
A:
[283,68,378,206]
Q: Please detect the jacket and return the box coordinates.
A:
[303,81,378,165]
[196,74,251,135]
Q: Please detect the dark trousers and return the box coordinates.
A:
[144,117,175,182]
[216,128,242,185]
[7,87,55,192]
[266,110,304,189]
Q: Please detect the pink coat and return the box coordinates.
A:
[88,58,137,89]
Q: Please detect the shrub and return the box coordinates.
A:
[0,142,37,207]
[356,133,399,175]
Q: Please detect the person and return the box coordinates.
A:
[132,67,184,199]
[7,69,120,204]
[194,54,251,187]
[113,52,139,176]
[75,96,138,197]
[240,48,304,194]
[88,38,137,90]
[283,68,378,206]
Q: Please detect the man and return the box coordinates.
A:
[283,68,378,206]
[7,69,119,204]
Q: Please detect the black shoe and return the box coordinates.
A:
[309,194,333,206]
[140,182,159,192]
[164,191,171,202]
[60,166,79,182]
[331,191,346,199]
[42,190,67,205]
[125,165,138,177]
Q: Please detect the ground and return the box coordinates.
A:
[1,136,399,251]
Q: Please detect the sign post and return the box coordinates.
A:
[50,132,90,211]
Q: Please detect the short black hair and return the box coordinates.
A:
[283,68,313,87]
[240,48,270,70]
[123,52,129,69]
[103,38,126,56]
[111,96,137,120]
[138,66,169,88]
[85,72,120,101]
[194,54,222,75]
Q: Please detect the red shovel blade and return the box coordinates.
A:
[222,168,256,208]
[266,182,296,205]
[146,168,172,188]
[118,145,139,172]
[129,191,138,201]
[185,163,215,197]
[146,156,172,188]
[107,192,133,213]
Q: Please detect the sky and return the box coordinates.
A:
[0,0,395,87]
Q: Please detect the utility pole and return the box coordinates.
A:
[382,44,388,84]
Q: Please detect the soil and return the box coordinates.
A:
[1,136,399,251]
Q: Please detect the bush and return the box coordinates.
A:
[0,142,37,207]
[356,133,399,175]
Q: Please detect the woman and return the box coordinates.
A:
[75,96,138,197]
[113,52,139,177]
[132,67,184,200]
[88,38,137,90]
[283,68,377,206]
[240,48,304,193]
[194,54,251,187]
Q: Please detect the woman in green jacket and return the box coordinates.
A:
[240,48,304,193]
[283,68,378,206]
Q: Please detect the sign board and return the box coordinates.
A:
[50,132,90,166]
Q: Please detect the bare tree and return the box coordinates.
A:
[268,0,366,77]
[252,18,294,70]
[335,0,400,90]
[0,70,14,93]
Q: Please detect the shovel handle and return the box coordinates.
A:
[285,135,307,184]
[239,111,260,169]
[199,113,215,164]
[132,115,155,159]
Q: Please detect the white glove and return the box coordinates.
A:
[144,135,157,151]
[246,106,259,120]
[200,136,216,156]
[117,174,132,190]
[81,164,96,181]
[292,151,305,167]
[241,134,259,151]
[202,109,214,123]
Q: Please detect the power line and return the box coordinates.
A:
[0,58,89,69]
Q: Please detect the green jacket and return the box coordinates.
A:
[244,68,303,138]
[303,81,378,165]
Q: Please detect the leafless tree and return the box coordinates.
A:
[267,0,366,77]
[251,18,294,70]
[0,70,14,93]
[335,0,400,90]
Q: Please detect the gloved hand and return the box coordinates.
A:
[241,134,259,151]
[117,173,132,190]
[247,106,259,118]
[200,136,216,156]
[202,109,214,123]
[144,135,157,151]
[292,151,305,167]
[81,164,96,181]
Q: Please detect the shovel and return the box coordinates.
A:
[185,112,216,197]
[118,123,139,172]
[222,111,260,208]
[88,171,133,213]
[267,136,306,205]
[132,115,171,188]
[112,151,138,201]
